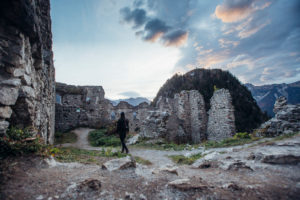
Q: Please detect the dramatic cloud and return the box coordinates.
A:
[163,30,188,47]
[215,0,271,23]
[119,0,189,47]
[120,7,147,28]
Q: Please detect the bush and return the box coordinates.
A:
[0,127,44,159]
[88,129,120,147]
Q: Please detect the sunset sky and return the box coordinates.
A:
[51,0,300,100]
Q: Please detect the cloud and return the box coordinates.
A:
[118,91,141,98]
[119,0,190,47]
[143,19,170,41]
[215,0,271,23]
[162,30,188,47]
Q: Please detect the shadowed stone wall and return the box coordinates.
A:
[0,0,55,144]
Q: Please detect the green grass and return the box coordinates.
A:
[53,147,126,164]
[133,138,200,151]
[134,156,152,165]
[169,153,203,165]
[88,129,120,147]
[54,131,77,144]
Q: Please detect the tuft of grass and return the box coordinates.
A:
[134,156,152,165]
[54,131,77,144]
[169,153,203,165]
[88,129,120,147]
[54,147,126,164]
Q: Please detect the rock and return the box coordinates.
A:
[0,87,19,105]
[139,194,147,200]
[127,134,140,145]
[168,178,208,191]
[222,183,241,191]
[6,67,25,77]
[0,78,21,87]
[22,74,32,85]
[78,178,101,191]
[0,120,10,135]
[262,154,300,165]
[207,89,235,141]
[192,152,220,169]
[0,106,13,119]
[223,160,253,171]
[125,192,134,200]
[36,195,44,200]
[102,156,136,171]
[20,86,36,98]
[258,96,300,137]
[159,165,178,175]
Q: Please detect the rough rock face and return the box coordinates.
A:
[140,111,169,139]
[0,0,55,143]
[55,83,109,132]
[207,89,235,141]
[259,96,300,136]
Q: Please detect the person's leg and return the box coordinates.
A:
[120,134,125,153]
[123,135,129,153]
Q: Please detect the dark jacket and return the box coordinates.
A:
[117,118,129,134]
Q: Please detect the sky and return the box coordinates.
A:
[51,0,300,100]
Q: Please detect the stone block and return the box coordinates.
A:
[0,106,13,119]
[0,86,19,105]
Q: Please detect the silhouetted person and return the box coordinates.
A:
[117,112,129,153]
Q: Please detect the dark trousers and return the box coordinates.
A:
[119,132,129,153]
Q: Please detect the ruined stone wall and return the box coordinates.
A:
[0,0,55,144]
[55,83,151,133]
[55,83,110,132]
[207,89,235,141]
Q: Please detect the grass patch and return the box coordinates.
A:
[88,129,120,147]
[134,156,152,165]
[133,138,200,151]
[53,147,126,164]
[203,132,260,149]
[169,153,203,165]
[54,131,77,144]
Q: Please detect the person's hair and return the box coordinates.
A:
[120,112,125,120]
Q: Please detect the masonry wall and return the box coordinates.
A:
[0,0,55,144]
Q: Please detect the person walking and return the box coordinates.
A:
[117,112,129,153]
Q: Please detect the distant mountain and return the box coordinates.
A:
[110,97,150,106]
[153,68,268,133]
[245,81,300,117]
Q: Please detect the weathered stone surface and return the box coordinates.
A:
[207,89,235,141]
[259,96,300,136]
[262,154,300,165]
[0,0,55,144]
[0,120,9,135]
[0,106,13,119]
[168,178,208,191]
[0,78,21,87]
[78,178,101,191]
[0,87,19,105]
[102,156,136,171]
[126,134,140,145]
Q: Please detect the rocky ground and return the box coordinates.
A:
[1,128,300,200]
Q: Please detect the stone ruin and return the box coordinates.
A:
[259,96,300,136]
[141,89,235,143]
[55,82,150,133]
[55,84,236,143]
[0,0,55,144]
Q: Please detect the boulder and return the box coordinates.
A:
[78,178,101,191]
[102,156,136,171]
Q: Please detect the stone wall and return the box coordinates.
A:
[55,83,110,132]
[207,89,235,141]
[55,83,151,133]
[0,0,55,144]
[259,96,300,136]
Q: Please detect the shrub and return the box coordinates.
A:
[88,129,120,147]
[0,127,44,159]
[234,132,251,139]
